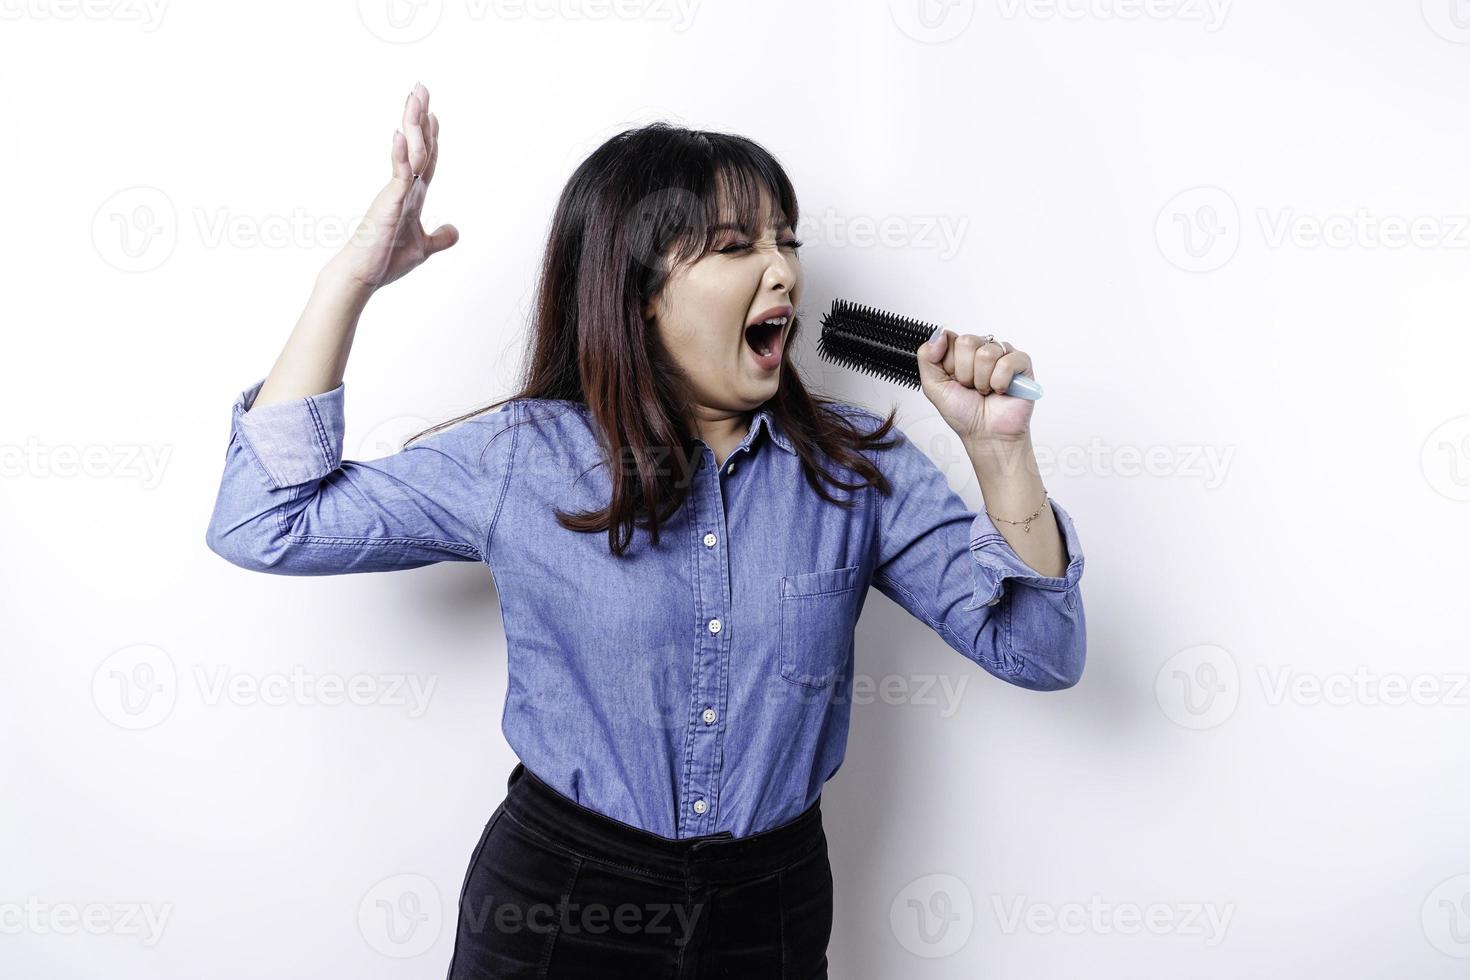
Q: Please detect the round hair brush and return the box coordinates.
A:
[815,299,1044,400]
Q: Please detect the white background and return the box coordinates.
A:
[3,0,1469,976]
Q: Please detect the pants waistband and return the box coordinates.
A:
[500,761,824,884]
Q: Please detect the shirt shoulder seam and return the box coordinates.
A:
[483,399,521,555]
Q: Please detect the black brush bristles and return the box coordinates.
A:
[815,298,940,390]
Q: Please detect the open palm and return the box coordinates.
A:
[330,82,459,293]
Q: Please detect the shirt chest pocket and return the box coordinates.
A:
[778,564,862,689]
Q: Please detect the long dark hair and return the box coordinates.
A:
[407,122,901,556]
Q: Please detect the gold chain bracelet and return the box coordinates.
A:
[986,486,1049,534]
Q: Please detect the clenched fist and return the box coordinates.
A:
[917,329,1037,446]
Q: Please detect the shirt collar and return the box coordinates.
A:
[749,404,795,455]
[561,398,795,456]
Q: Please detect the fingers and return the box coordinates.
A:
[424,223,460,256]
[392,84,439,189]
[402,85,430,177]
[974,338,1011,395]
[412,82,438,184]
[390,128,413,184]
[990,346,1033,395]
[916,328,954,399]
[969,337,1002,395]
[976,340,1035,396]
[420,110,440,184]
[951,333,980,390]
[387,83,437,205]
[925,331,1032,396]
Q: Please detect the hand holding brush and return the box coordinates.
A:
[816,299,1042,446]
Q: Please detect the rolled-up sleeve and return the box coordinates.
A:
[861,412,1087,691]
[204,377,517,575]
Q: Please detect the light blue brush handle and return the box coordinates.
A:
[1005,373,1043,400]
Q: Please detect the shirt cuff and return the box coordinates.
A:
[963,496,1085,610]
[231,377,346,489]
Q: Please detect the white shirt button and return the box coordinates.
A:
[726,461,737,475]
[693,799,707,814]
[703,532,717,548]
[708,618,722,634]
[702,707,717,724]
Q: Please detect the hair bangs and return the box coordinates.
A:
[656,138,801,273]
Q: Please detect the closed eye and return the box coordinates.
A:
[717,239,804,254]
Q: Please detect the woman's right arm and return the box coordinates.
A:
[204,372,517,575]
[253,81,457,409]
[205,83,519,576]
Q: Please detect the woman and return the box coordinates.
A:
[205,82,1086,978]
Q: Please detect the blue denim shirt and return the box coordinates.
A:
[206,378,1086,839]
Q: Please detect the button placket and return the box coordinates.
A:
[724,437,757,479]
[680,445,730,837]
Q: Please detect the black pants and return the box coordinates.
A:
[446,761,834,979]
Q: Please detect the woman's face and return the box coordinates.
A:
[643,196,803,426]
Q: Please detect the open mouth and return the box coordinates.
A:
[744,318,784,358]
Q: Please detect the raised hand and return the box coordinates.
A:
[327,82,459,293]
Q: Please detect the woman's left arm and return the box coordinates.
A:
[904,327,1087,689]
[965,433,1066,579]
[919,326,1068,581]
